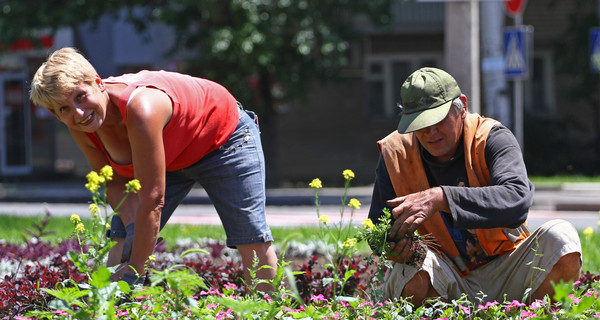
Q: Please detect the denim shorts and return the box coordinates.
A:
[109,104,274,248]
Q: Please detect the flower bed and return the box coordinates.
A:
[1,167,599,319]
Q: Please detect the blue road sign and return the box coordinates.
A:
[590,28,600,73]
[504,26,531,79]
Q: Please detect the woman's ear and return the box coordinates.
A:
[95,75,106,91]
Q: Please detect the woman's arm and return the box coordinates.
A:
[124,87,173,275]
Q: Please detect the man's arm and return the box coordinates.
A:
[442,125,533,229]
[368,156,396,224]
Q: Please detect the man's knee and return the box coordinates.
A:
[401,270,439,306]
[553,252,581,280]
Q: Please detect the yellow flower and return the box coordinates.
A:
[70,214,81,224]
[309,178,323,189]
[342,169,355,181]
[348,198,361,209]
[85,171,102,192]
[75,223,86,234]
[126,179,142,193]
[148,255,156,262]
[584,226,594,240]
[343,238,357,248]
[318,215,330,225]
[100,165,113,181]
[362,218,375,230]
[89,203,100,215]
[105,223,111,228]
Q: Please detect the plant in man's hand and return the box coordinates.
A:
[355,208,428,271]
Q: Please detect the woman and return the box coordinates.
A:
[30,47,277,288]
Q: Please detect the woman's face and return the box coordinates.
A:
[413,99,467,162]
[54,77,107,133]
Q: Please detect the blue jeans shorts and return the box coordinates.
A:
[109,104,274,248]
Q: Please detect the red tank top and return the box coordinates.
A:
[85,70,238,178]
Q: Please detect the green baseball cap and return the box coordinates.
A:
[397,67,462,133]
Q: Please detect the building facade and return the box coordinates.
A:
[0,0,597,185]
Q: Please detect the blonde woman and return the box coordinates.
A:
[30,47,277,289]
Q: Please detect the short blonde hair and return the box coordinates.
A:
[29,47,98,114]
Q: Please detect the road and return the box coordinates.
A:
[1,202,598,231]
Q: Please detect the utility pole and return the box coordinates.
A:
[480,1,510,126]
[445,0,480,114]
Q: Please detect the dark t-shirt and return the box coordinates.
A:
[368,125,534,268]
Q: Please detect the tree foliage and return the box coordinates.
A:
[1,0,394,113]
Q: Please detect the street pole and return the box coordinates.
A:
[445,0,480,114]
[481,1,510,126]
[513,12,524,148]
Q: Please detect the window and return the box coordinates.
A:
[523,52,556,114]
[365,55,442,118]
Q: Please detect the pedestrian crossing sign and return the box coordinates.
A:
[590,28,600,73]
[504,26,533,79]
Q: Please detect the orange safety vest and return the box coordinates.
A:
[377,113,530,275]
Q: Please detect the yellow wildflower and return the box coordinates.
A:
[342,169,355,181]
[362,218,375,230]
[343,238,357,248]
[318,215,330,225]
[70,214,81,224]
[100,165,113,181]
[85,171,102,192]
[583,226,594,240]
[348,198,361,209]
[309,178,323,189]
[89,203,100,215]
[75,223,86,234]
[126,179,142,193]
[148,255,156,262]
[106,223,111,228]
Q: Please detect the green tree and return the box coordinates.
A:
[1,0,395,183]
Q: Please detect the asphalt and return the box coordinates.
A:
[0,181,599,230]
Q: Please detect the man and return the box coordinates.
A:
[30,47,277,289]
[368,67,582,306]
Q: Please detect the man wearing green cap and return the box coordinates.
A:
[368,67,582,306]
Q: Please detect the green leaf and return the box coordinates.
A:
[343,269,356,282]
[180,248,210,258]
[89,266,112,288]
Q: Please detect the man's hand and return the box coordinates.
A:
[387,187,449,241]
[387,236,415,264]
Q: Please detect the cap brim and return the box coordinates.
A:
[397,100,453,133]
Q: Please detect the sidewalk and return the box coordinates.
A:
[0,181,599,212]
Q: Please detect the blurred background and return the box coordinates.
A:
[0,0,598,187]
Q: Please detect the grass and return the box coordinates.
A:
[530,175,600,185]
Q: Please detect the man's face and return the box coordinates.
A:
[414,100,466,162]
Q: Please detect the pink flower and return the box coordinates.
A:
[116,310,129,317]
[505,300,526,312]
[569,293,582,304]
[264,293,272,302]
[224,282,238,291]
[310,294,328,302]
[477,301,499,309]
[206,303,219,310]
[200,287,224,297]
[458,304,471,314]
[53,310,69,315]
[16,317,32,320]
[521,310,535,318]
